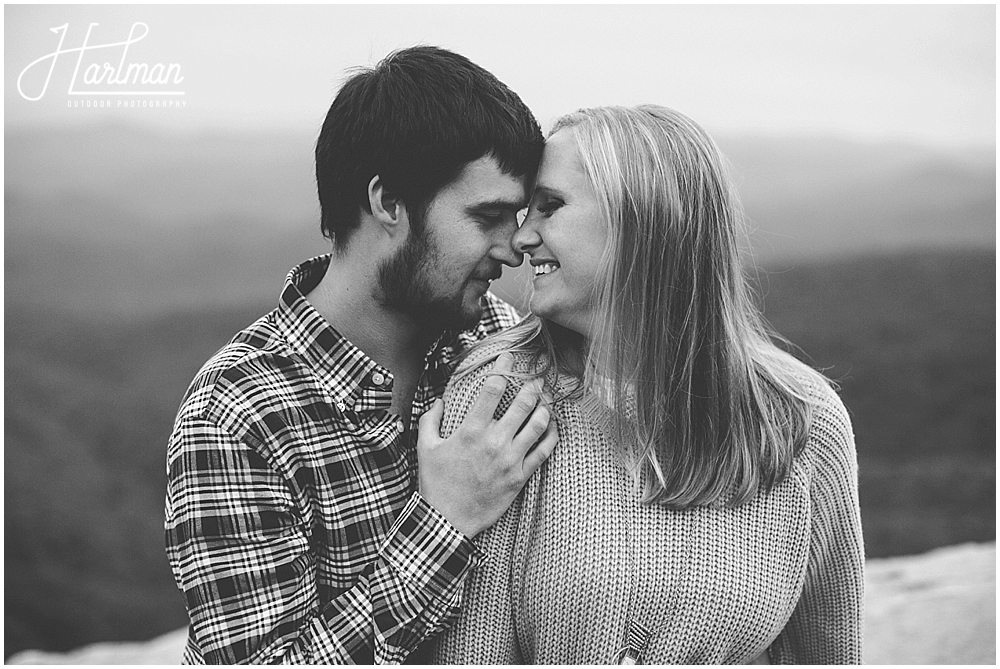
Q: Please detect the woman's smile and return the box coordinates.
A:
[531,260,560,277]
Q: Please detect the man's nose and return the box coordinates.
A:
[493,239,523,267]
[491,217,524,267]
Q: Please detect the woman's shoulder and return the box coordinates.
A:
[798,373,852,446]
[447,339,537,402]
[789,370,858,487]
[454,339,540,380]
[441,340,548,435]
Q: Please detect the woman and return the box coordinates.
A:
[429,105,864,664]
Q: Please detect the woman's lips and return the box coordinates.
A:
[532,261,560,277]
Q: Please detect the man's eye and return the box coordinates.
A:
[479,214,503,225]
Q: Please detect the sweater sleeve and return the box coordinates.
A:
[770,383,865,664]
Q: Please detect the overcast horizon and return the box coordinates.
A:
[6,5,996,150]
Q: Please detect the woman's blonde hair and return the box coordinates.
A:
[460,104,828,508]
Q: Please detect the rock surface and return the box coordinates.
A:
[8,542,995,665]
[864,542,995,664]
[8,627,188,665]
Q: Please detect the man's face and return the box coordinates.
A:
[377,155,528,332]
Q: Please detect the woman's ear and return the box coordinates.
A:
[367,174,409,238]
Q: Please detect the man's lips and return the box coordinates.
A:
[473,269,503,283]
[470,273,501,290]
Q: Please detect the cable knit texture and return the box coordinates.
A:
[430,345,864,664]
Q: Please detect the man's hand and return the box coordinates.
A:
[417,352,558,538]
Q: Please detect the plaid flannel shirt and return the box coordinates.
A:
[165,255,520,664]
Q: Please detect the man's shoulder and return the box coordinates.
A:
[177,312,295,419]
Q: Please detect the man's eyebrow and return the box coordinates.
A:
[465,198,527,213]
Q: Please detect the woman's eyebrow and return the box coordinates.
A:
[532,185,563,198]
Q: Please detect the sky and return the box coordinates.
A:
[5,4,996,148]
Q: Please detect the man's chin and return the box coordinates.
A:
[458,303,485,331]
[410,298,483,333]
[448,298,485,332]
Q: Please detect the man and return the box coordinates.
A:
[164,46,555,664]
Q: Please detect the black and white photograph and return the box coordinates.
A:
[5,4,995,664]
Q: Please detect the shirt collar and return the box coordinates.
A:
[274,255,395,412]
[273,255,475,415]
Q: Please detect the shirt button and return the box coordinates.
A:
[372,372,386,386]
[336,401,346,412]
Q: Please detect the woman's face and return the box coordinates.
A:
[514,128,608,339]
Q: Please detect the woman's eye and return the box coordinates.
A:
[535,199,562,216]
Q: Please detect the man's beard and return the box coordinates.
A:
[375,227,483,333]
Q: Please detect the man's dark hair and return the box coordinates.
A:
[315,45,544,247]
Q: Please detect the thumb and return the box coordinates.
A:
[417,398,445,447]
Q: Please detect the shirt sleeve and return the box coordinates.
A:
[164,415,481,664]
[769,387,865,664]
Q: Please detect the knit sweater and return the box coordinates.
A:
[430,348,864,664]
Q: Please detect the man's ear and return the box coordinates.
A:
[367,175,409,238]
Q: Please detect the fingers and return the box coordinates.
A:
[521,414,558,477]
[416,398,444,447]
[464,352,514,428]
[496,377,545,437]
[508,392,549,452]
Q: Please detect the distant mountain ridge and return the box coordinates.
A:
[5,122,319,228]
[721,134,995,260]
[5,122,994,317]
[6,122,993,247]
